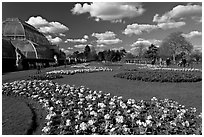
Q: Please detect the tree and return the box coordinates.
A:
[190,49,202,63]
[144,44,158,60]
[84,45,91,60]
[98,51,104,61]
[133,44,147,58]
[159,32,193,63]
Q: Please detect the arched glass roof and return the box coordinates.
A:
[2,18,25,37]
[2,18,50,45]
[11,40,38,59]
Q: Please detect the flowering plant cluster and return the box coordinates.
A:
[46,67,112,75]
[139,65,202,72]
[71,63,90,68]
[2,80,202,135]
[29,73,63,80]
[114,70,201,82]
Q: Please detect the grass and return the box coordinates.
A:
[2,62,202,134]
[2,95,33,135]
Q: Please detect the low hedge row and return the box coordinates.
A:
[114,70,201,82]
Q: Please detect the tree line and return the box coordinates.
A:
[69,31,202,63]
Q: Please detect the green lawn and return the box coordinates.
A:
[53,62,202,113]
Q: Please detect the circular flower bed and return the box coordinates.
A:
[114,69,202,82]
[29,73,63,80]
[2,80,202,135]
[46,67,113,75]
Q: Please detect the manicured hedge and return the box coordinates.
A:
[114,70,202,82]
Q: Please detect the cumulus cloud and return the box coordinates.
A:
[182,31,202,39]
[59,33,66,37]
[96,39,122,45]
[65,38,87,43]
[157,21,186,30]
[83,35,89,39]
[67,47,73,50]
[92,31,122,45]
[131,38,162,47]
[26,16,69,34]
[123,23,158,36]
[153,4,202,23]
[96,44,106,48]
[65,35,89,43]
[71,2,145,23]
[74,44,93,48]
[46,35,62,44]
[112,47,125,51]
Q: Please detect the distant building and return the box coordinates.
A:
[2,18,65,71]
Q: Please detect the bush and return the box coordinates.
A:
[114,70,201,82]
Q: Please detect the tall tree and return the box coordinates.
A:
[144,44,158,60]
[84,45,91,60]
[159,32,193,62]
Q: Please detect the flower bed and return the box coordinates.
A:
[139,65,202,72]
[29,73,63,80]
[2,80,202,135]
[71,63,90,69]
[46,67,113,75]
[114,70,202,82]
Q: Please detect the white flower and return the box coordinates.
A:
[66,119,71,126]
[88,120,94,125]
[104,114,110,119]
[80,122,87,130]
[146,119,151,125]
[116,115,124,123]
[147,115,152,120]
[90,111,97,116]
[98,103,106,108]
[42,126,50,133]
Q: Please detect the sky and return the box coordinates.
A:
[2,1,202,55]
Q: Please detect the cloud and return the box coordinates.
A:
[59,33,66,37]
[60,48,72,55]
[74,44,93,48]
[123,21,186,36]
[157,21,186,30]
[96,44,106,48]
[65,38,87,43]
[65,35,89,43]
[71,2,145,23]
[123,23,158,36]
[153,4,202,23]
[112,47,124,51]
[131,38,162,47]
[83,35,89,39]
[67,47,73,50]
[26,16,69,34]
[92,31,122,45]
[46,35,62,44]
[96,39,122,45]
[92,31,116,40]
[182,31,202,39]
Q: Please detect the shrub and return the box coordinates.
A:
[114,70,201,82]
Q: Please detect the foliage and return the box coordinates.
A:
[144,44,158,60]
[158,32,193,61]
[114,70,201,82]
[190,50,202,63]
[2,80,202,135]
